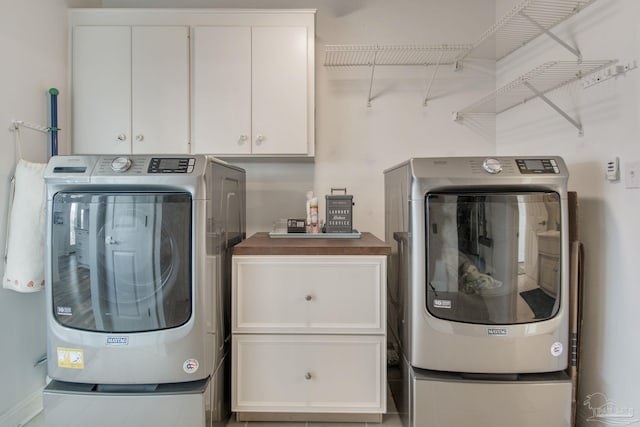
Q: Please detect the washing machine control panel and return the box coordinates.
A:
[516,158,560,174]
[148,157,195,174]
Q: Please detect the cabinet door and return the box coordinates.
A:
[252,26,309,155]
[131,26,189,154]
[72,26,131,154]
[192,26,252,155]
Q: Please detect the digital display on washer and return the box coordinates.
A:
[148,157,195,173]
[53,167,87,173]
[516,158,559,174]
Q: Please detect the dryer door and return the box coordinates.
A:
[426,191,561,325]
[50,192,192,332]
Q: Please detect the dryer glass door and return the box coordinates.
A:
[426,191,561,325]
[50,192,192,332]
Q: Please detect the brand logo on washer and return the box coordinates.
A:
[487,328,507,336]
[105,336,129,346]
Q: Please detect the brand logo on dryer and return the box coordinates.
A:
[487,328,508,336]
[105,336,129,346]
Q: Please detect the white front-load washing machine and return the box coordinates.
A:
[43,154,245,427]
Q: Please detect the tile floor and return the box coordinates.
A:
[26,387,402,427]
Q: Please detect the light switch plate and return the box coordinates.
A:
[625,161,640,189]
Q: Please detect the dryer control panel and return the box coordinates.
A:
[148,157,195,174]
[515,158,560,174]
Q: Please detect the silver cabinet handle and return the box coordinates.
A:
[117,134,127,141]
[255,134,264,145]
[136,134,144,142]
[304,372,312,380]
[238,135,248,144]
[105,236,118,245]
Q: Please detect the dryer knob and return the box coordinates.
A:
[482,158,503,174]
[111,156,132,172]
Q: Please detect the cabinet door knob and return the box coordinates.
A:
[136,134,144,142]
[117,134,127,141]
[238,135,248,144]
[304,294,313,301]
[304,372,312,380]
[255,134,264,145]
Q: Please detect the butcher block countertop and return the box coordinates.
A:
[233,232,391,256]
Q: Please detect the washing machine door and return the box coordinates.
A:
[426,191,561,325]
[50,191,192,333]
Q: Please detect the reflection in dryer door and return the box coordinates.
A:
[426,192,561,325]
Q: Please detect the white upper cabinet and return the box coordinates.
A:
[70,9,315,158]
[72,25,189,155]
[192,20,314,157]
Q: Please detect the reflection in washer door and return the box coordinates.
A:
[51,192,192,333]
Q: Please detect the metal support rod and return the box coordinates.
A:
[367,51,378,107]
[49,88,59,157]
[423,50,444,106]
[520,12,582,62]
[523,81,583,136]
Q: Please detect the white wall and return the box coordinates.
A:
[494,0,640,425]
[0,0,98,424]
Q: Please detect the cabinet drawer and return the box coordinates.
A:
[232,256,385,333]
[537,231,560,256]
[232,335,385,413]
[538,254,560,297]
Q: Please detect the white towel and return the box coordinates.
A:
[3,159,47,292]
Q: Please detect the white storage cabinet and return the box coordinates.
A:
[232,250,387,422]
[192,15,315,157]
[72,25,189,154]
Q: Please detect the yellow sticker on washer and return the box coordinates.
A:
[57,347,85,369]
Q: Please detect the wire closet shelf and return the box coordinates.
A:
[463,0,599,61]
[454,59,617,135]
[323,44,472,67]
[324,44,472,107]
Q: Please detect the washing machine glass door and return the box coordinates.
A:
[426,191,561,325]
[50,192,192,332]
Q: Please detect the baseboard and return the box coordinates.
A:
[0,387,44,427]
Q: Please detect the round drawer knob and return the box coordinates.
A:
[304,372,312,380]
[304,295,313,301]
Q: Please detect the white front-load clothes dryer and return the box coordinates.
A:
[384,156,572,427]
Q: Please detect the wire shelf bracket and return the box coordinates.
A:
[324,44,472,107]
[454,59,617,136]
[459,0,599,62]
